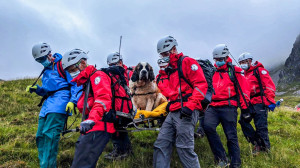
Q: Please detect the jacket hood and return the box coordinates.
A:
[246,61,264,74]
[71,65,97,86]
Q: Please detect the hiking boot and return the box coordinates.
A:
[252,145,261,155]
[217,161,230,168]
[194,126,205,138]
[104,146,133,160]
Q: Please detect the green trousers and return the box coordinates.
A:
[36,113,66,168]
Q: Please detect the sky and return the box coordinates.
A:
[0,0,300,80]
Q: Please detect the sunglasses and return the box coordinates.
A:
[35,51,51,63]
[214,58,226,62]
[160,51,170,57]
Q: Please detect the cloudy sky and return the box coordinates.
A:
[1,0,300,80]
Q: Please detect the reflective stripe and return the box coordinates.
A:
[228,87,231,106]
[243,93,250,100]
[253,86,256,94]
[266,87,275,92]
[95,100,107,110]
[195,87,204,97]
[87,103,91,111]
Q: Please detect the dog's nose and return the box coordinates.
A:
[141,70,147,74]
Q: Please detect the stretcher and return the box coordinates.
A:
[62,102,168,135]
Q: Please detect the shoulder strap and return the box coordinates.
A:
[156,74,161,85]
[56,60,67,80]
[127,69,131,80]
[177,56,193,88]
[253,67,265,105]
[227,63,249,108]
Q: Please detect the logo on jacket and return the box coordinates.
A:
[261,70,267,75]
[191,64,198,71]
[95,77,101,85]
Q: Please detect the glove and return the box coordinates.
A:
[26,85,37,93]
[180,107,193,119]
[241,109,252,123]
[268,104,276,112]
[80,120,95,134]
[65,102,75,113]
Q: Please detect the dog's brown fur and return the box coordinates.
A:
[129,62,167,111]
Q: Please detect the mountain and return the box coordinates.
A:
[276,34,300,90]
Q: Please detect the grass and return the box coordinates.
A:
[0,79,300,167]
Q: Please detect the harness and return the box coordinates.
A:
[156,74,169,86]
[32,60,70,107]
[252,67,273,106]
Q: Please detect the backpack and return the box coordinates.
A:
[177,56,216,110]
[82,67,134,130]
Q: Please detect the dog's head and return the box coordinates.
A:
[131,62,155,82]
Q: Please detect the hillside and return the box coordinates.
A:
[0,79,300,168]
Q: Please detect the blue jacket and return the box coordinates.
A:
[35,53,83,117]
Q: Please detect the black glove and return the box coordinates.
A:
[180,107,193,119]
[241,109,252,123]
[80,120,95,134]
[102,109,117,123]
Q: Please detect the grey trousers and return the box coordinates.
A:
[153,110,200,168]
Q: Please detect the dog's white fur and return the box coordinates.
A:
[129,62,167,111]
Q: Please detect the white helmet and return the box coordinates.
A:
[32,43,52,59]
[107,52,122,65]
[238,52,253,63]
[157,58,169,67]
[62,49,88,69]
[212,44,230,58]
[157,36,178,54]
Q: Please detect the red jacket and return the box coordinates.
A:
[156,70,170,100]
[211,58,250,109]
[72,65,133,134]
[244,61,276,106]
[167,53,208,112]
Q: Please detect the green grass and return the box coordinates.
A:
[0,79,300,168]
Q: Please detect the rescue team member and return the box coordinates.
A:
[156,58,170,100]
[26,43,81,168]
[238,52,276,154]
[61,49,133,168]
[153,36,208,168]
[203,44,250,168]
[104,52,133,160]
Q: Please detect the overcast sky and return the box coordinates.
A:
[1,0,300,80]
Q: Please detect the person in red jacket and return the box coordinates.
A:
[204,44,251,168]
[104,52,133,160]
[156,58,170,99]
[238,52,276,154]
[62,49,133,168]
[153,36,208,168]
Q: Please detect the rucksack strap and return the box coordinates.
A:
[156,74,161,85]
[57,60,67,79]
[227,63,249,109]
[253,68,273,105]
[177,56,193,88]
[38,86,70,107]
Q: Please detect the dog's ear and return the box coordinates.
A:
[131,64,140,82]
[148,63,155,81]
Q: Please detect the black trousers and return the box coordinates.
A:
[239,104,270,150]
[204,106,241,166]
[71,131,111,168]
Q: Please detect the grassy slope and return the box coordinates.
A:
[0,79,300,168]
